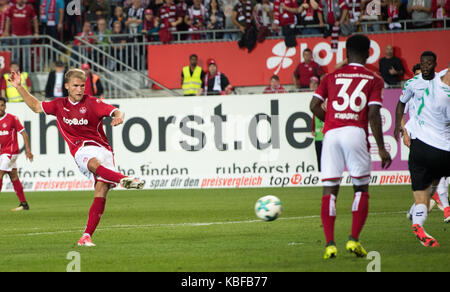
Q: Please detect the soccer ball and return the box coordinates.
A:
[255,195,282,221]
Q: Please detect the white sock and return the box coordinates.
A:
[409,203,415,217]
[437,178,449,208]
[412,204,428,226]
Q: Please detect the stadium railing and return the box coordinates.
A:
[73,17,450,73]
[0,35,177,98]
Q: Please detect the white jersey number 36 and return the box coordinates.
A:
[333,78,369,113]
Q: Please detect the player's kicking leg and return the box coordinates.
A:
[411,183,440,247]
[3,169,30,211]
[78,181,109,247]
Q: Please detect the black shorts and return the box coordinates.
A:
[409,139,450,191]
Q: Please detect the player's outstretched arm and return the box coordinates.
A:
[8,72,43,113]
[20,131,33,162]
[369,104,392,169]
[111,109,125,127]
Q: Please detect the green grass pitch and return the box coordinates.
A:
[0,185,449,272]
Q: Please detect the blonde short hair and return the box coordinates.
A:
[65,69,86,83]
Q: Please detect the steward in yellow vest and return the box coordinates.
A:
[181,54,205,96]
[1,63,30,102]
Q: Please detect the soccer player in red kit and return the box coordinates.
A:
[310,35,392,259]
[8,69,144,247]
[0,97,33,211]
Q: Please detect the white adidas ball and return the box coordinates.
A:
[255,195,282,221]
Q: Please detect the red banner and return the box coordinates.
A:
[0,51,11,76]
[147,30,450,89]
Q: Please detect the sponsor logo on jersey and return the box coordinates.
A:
[0,130,9,136]
[63,117,88,126]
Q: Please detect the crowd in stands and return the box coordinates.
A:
[0,0,449,46]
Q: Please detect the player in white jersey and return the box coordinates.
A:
[395,52,450,247]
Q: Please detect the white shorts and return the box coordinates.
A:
[321,126,371,186]
[74,145,117,186]
[0,154,19,172]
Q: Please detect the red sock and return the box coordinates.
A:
[351,192,369,241]
[12,179,26,203]
[84,197,106,236]
[321,194,337,244]
[95,165,125,183]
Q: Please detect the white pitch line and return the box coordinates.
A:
[2,211,405,237]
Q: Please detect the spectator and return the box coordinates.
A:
[387,0,402,30]
[185,0,207,40]
[309,75,319,90]
[109,0,124,17]
[3,0,39,73]
[1,61,31,102]
[85,0,111,26]
[149,0,164,16]
[125,0,145,35]
[292,48,325,89]
[108,6,126,31]
[72,21,96,62]
[206,0,225,39]
[81,63,105,99]
[263,75,287,94]
[232,0,257,37]
[299,0,325,35]
[0,0,10,41]
[204,59,233,95]
[64,0,81,43]
[181,54,205,96]
[44,61,68,99]
[156,0,183,43]
[253,0,273,39]
[124,0,151,10]
[378,45,404,88]
[221,0,239,40]
[109,20,128,70]
[319,0,349,51]
[340,0,361,34]
[142,9,159,41]
[273,0,299,47]
[96,18,112,46]
[176,0,189,37]
[431,0,448,27]
[359,0,381,32]
[39,0,65,41]
[407,0,433,28]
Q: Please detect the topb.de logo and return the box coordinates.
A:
[266,41,296,75]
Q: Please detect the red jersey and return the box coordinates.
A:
[313,63,384,135]
[294,61,324,88]
[41,95,117,157]
[0,113,24,155]
[6,4,37,36]
[273,0,298,26]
